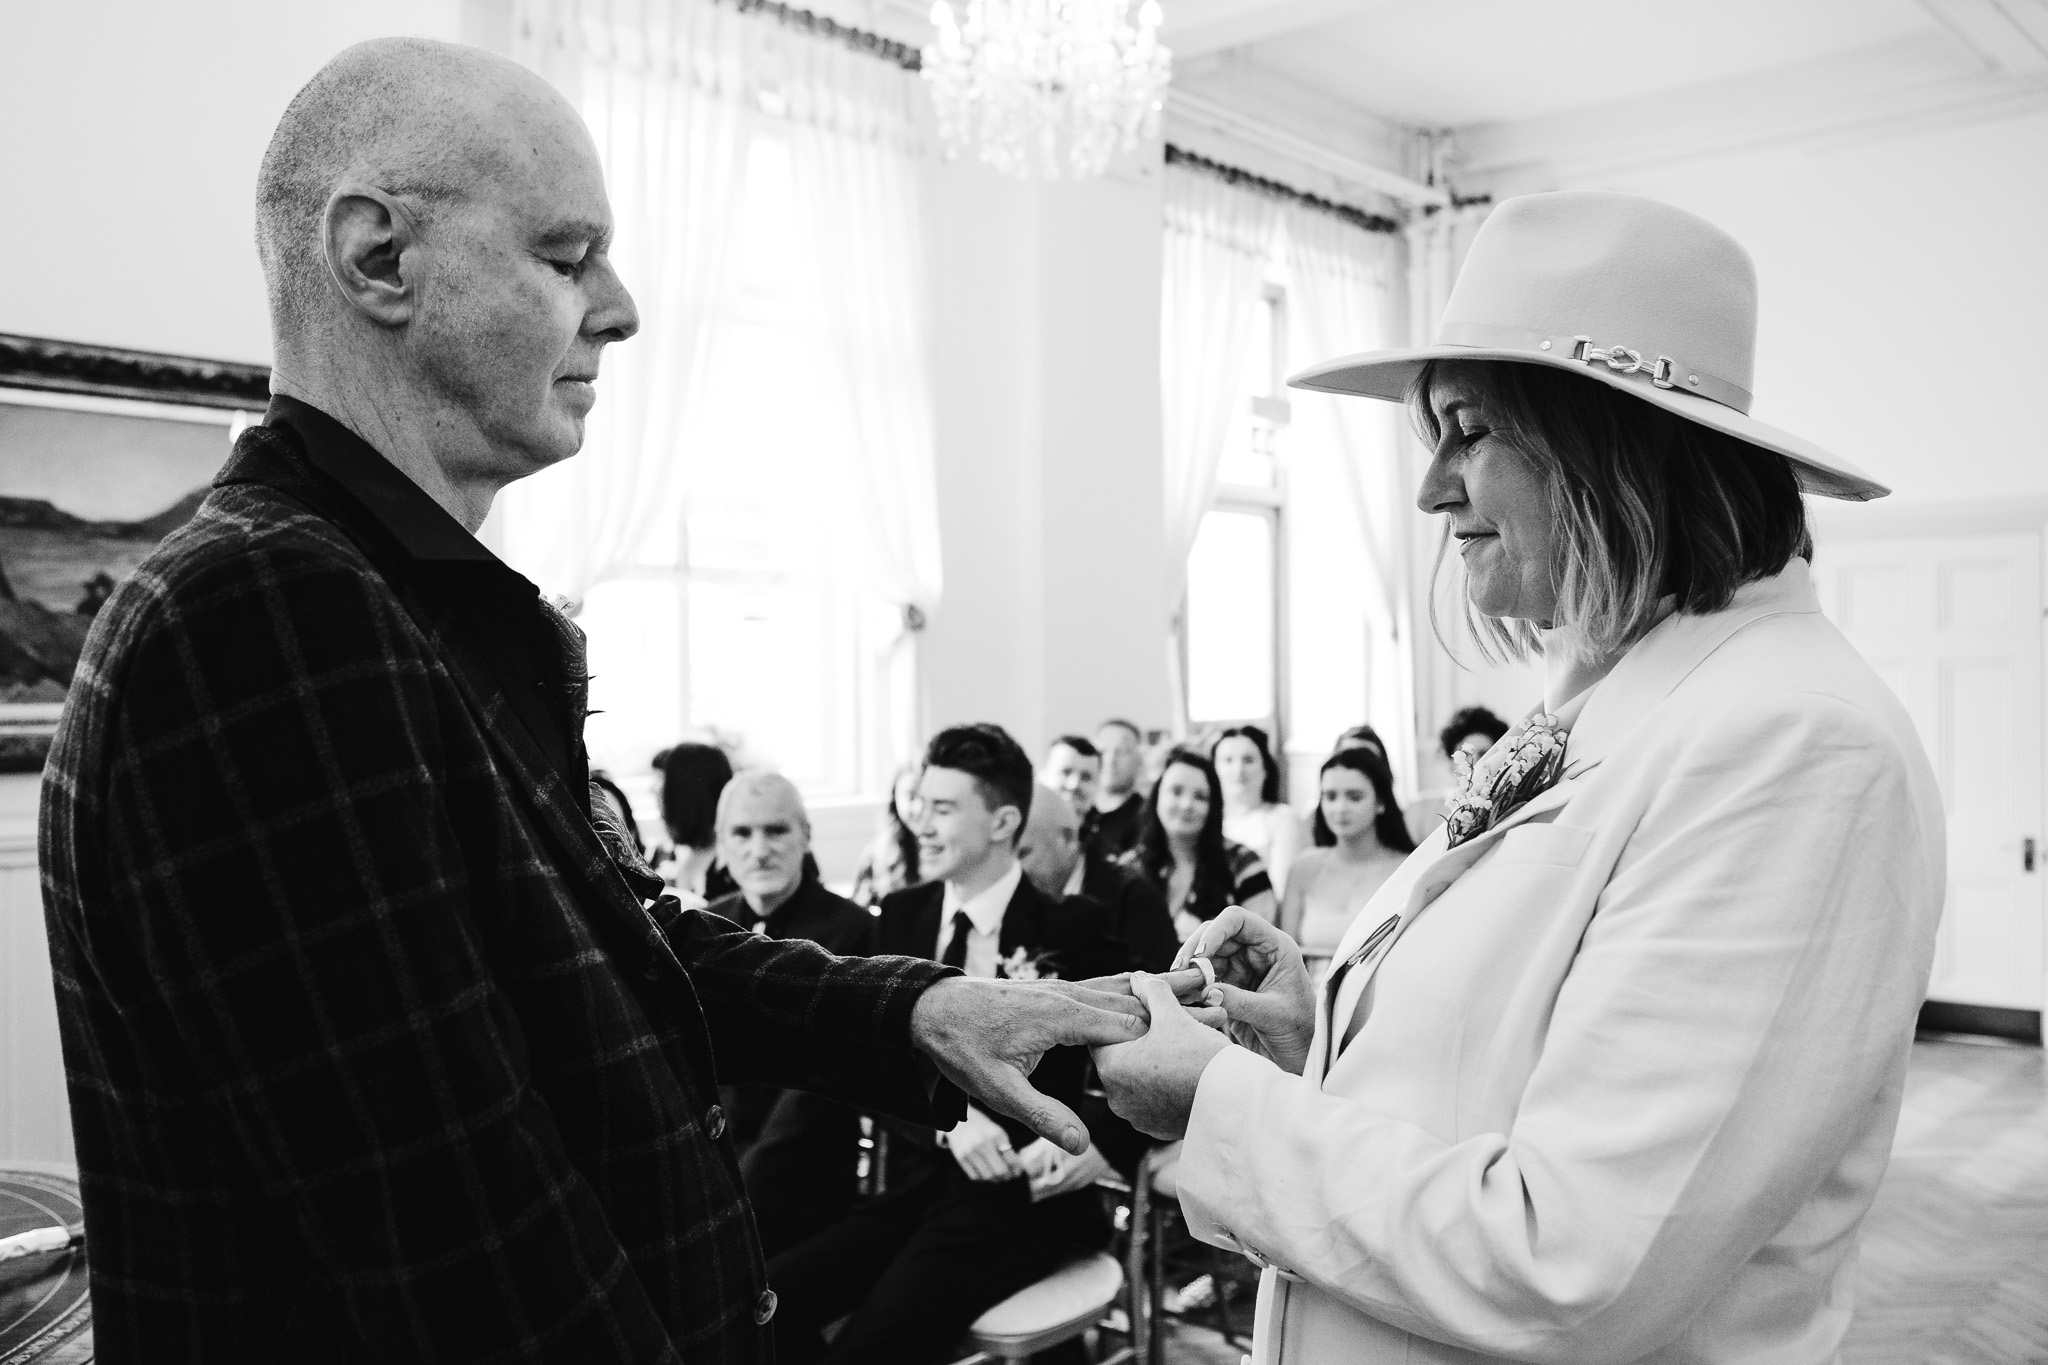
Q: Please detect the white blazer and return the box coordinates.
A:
[1176,561,1945,1365]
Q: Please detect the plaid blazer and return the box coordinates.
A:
[39,424,958,1364]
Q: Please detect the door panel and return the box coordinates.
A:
[1811,532,2043,1011]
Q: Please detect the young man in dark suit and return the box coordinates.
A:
[1019,784,1181,972]
[36,40,1142,1365]
[768,725,1146,1365]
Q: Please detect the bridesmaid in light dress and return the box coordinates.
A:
[1276,745,1414,982]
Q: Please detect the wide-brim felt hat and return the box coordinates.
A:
[1290,189,1887,501]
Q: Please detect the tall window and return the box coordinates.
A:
[579,132,880,798]
[1185,281,1289,746]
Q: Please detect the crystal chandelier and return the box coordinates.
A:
[921,0,1172,180]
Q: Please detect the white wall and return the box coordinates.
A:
[923,155,1173,758]
[0,0,464,365]
[1577,112,2048,507]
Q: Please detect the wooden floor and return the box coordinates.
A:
[1156,1036,2048,1364]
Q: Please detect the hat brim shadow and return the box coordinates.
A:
[1289,346,1888,503]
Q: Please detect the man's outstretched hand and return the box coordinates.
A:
[910,977,1147,1154]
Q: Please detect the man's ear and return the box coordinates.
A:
[991,804,1024,847]
[322,182,421,327]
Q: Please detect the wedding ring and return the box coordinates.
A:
[1192,956,1217,992]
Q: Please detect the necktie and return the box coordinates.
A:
[941,910,972,970]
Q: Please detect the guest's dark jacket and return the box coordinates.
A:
[38,405,960,1365]
[707,874,876,955]
[707,875,878,1143]
[1079,854,1180,972]
[1086,794,1146,861]
[874,875,1148,1177]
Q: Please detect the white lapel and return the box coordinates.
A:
[1310,561,1825,1082]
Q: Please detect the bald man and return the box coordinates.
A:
[1018,786,1180,973]
[38,38,1141,1365]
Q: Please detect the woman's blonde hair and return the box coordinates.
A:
[1409,359,1812,662]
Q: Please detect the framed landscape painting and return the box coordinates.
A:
[0,334,269,772]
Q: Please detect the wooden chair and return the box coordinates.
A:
[954,1249,1130,1363]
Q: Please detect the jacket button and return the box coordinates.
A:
[642,960,661,981]
[705,1104,727,1140]
[753,1288,778,1324]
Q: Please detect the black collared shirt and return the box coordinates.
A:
[261,395,588,806]
[706,874,876,957]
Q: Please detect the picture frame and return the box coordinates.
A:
[0,333,270,773]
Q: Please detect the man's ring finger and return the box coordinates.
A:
[1192,957,1217,992]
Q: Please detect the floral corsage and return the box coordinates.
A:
[1442,713,1570,849]
[997,947,1059,982]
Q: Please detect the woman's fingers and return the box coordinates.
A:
[1173,906,1297,991]
[1158,964,1210,1005]
[1211,979,1317,1076]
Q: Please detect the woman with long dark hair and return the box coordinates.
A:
[1124,746,1277,941]
[849,763,924,907]
[649,741,735,905]
[1212,724,1307,897]
[1278,746,1414,980]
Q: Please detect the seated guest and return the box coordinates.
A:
[703,772,876,1255]
[1403,704,1511,845]
[1333,723,1388,761]
[1213,723,1307,896]
[1087,718,1148,860]
[649,740,737,904]
[850,762,924,907]
[1278,746,1416,981]
[1038,734,1103,847]
[1019,785,1179,971]
[1123,746,1277,941]
[770,725,1143,1365]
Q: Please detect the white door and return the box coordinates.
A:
[1810,532,2044,1012]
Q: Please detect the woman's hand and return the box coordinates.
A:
[1175,906,1318,1076]
[1091,974,1230,1141]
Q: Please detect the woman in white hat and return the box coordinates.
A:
[1093,190,1947,1364]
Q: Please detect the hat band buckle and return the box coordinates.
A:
[1571,336,1675,389]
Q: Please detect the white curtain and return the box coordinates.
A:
[779,31,944,767]
[1159,165,1283,731]
[503,0,946,777]
[499,0,755,607]
[1283,206,1417,792]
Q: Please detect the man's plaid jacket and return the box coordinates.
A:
[39,415,959,1363]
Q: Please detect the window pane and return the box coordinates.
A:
[1186,508,1275,724]
[687,577,852,791]
[1242,293,1275,399]
[583,577,686,778]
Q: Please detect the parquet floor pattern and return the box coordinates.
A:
[1840,1037,2048,1365]
[1158,1037,2048,1364]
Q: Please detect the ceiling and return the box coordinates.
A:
[851,0,2048,198]
[1199,0,1935,128]
[1155,0,2048,194]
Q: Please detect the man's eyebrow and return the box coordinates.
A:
[532,220,612,253]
